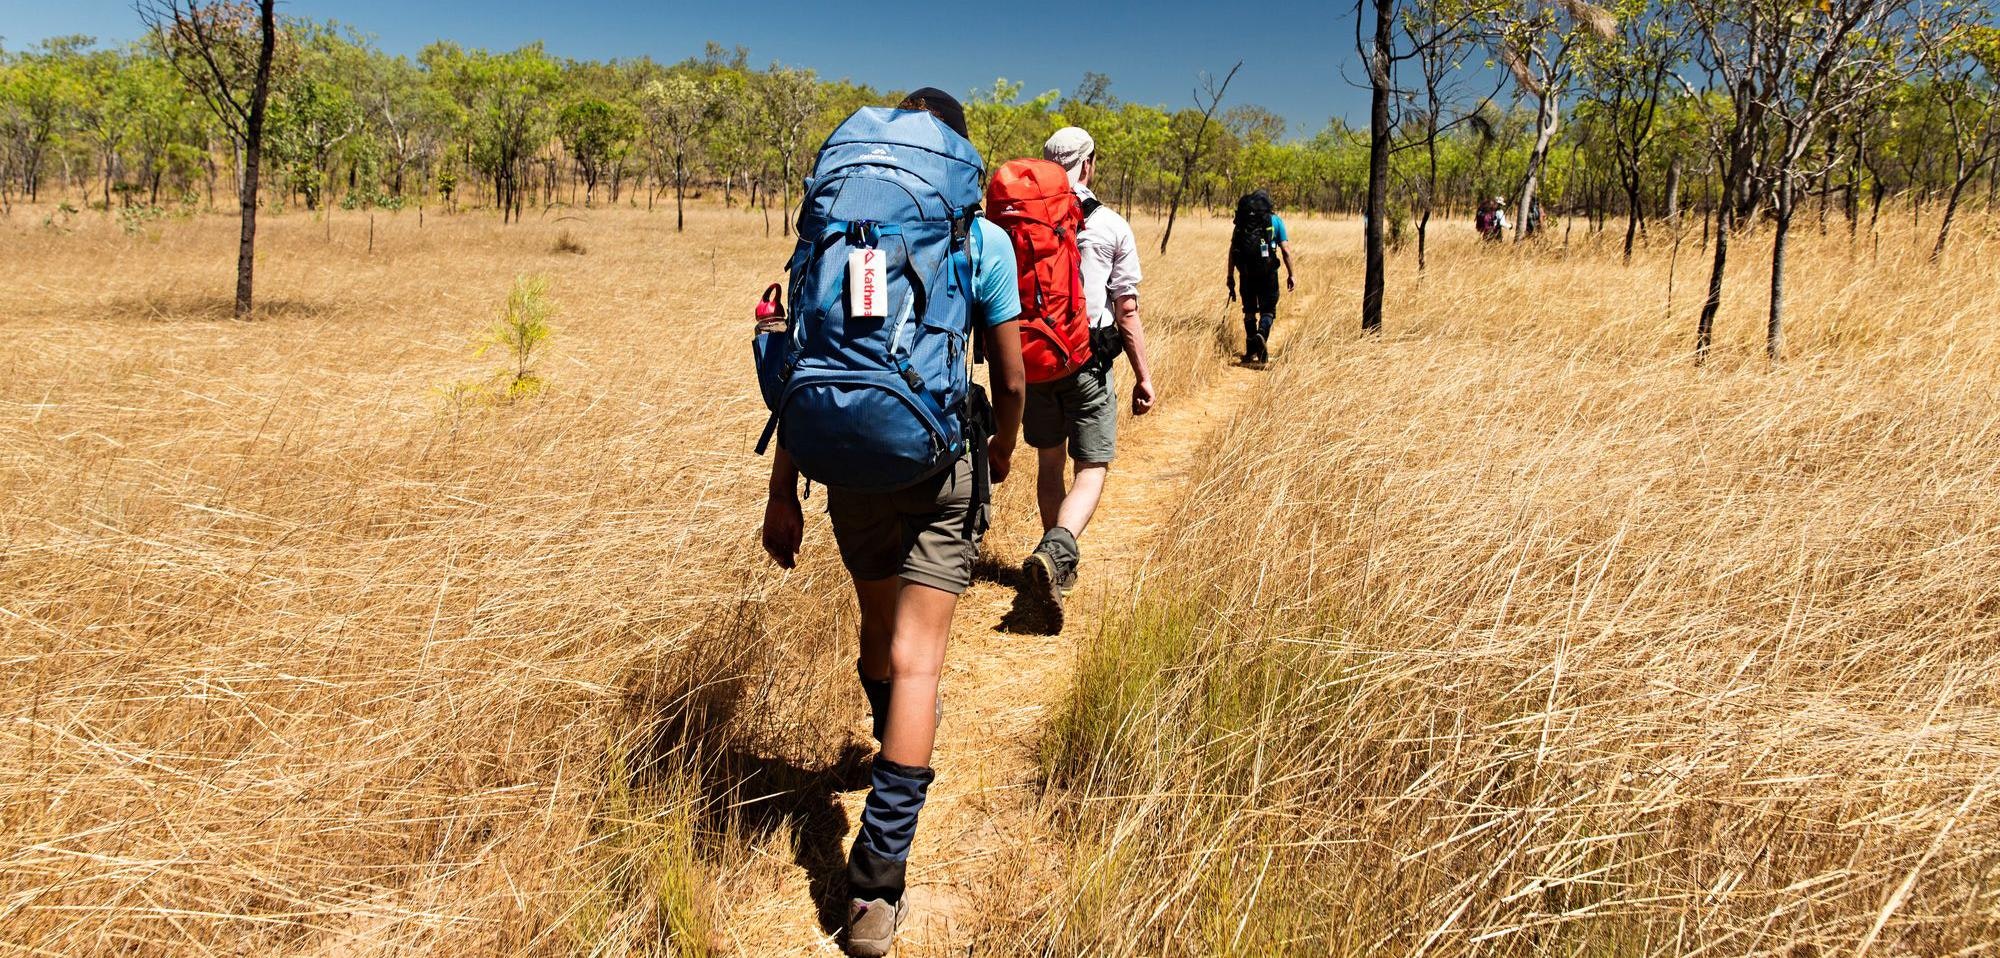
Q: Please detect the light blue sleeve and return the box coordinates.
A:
[972,218,1022,327]
[1272,215,1289,243]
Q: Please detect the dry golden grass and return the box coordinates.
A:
[2,204,864,955]
[0,201,1227,955]
[6,198,1998,957]
[1036,213,2000,954]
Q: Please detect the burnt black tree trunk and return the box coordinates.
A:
[236,4,273,317]
[1362,0,1392,333]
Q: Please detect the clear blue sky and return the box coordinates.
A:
[0,0,1371,136]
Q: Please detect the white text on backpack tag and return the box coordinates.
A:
[848,248,888,319]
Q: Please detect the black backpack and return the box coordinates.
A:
[1230,190,1277,271]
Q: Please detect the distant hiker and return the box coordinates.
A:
[754,87,1026,958]
[1476,196,1509,242]
[993,125,1154,630]
[1225,189,1294,364]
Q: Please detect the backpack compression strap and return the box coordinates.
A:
[956,209,991,536]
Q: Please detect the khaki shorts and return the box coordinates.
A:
[826,454,989,594]
[1024,364,1117,464]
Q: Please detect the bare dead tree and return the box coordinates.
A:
[137,0,278,319]
[1158,60,1241,256]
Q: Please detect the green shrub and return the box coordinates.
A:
[465,275,556,402]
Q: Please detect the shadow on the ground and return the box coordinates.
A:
[707,742,873,934]
[98,294,340,324]
[973,552,1062,635]
[971,553,1023,589]
[997,592,1061,635]
[627,665,873,937]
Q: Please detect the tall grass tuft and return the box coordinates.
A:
[1029,216,2000,956]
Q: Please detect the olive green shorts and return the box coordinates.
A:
[825,454,989,594]
[1024,364,1117,464]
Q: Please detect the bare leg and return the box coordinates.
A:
[878,580,958,767]
[844,579,955,915]
[1035,445,1066,533]
[854,576,898,681]
[1054,462,1108,538]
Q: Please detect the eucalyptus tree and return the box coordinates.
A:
[1917,24,2000,260]
[138,0,280,318]
[1577,0,1690,260]
[756,65,821,237]
[1397,0,1508,273]
[2,35,90,203]
[641,72,720,231]
[1489,0,1618,240]
[1687,0,1927,362]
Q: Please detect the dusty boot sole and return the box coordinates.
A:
[1021,552,1066,634]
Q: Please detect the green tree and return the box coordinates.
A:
[464,45,561,222]
[139,0,282,319]
[123,51,208,205]
[1918,24,2000,260]
[557,96,638,207]
[1,35,90,202]
[267,32,360,211]
[756,65,821,237]
[641,73,719,231]
[965,78,1061,165]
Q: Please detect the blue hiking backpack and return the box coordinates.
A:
[754,107,989,495]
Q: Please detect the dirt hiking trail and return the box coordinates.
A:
[721,341,1268,956]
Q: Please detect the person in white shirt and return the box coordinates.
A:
[1017,125,1156,629]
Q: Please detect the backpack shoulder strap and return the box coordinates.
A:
[1080,196,1103,220]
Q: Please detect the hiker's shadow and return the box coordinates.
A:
[973,554,1060,635]
[705,743,873,934]
[630,712,873,935]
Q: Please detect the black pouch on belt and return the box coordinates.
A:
[1088,324,1125,373]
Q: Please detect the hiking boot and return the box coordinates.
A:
[844,896,907,957]
[1022,528,1080,632]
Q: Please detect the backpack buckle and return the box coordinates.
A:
[849,220,880,248]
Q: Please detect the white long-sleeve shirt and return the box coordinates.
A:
[1075,185,1141,330]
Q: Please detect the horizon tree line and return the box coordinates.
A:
[2,0,1995,351]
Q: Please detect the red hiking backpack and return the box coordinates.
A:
[985,158,1092,384]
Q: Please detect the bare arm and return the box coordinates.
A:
[981,322,1026,483]
[1278,242,1295,289]
[762,446,804,568]
[1114,295,1155,415]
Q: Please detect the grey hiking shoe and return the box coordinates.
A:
[1022,529,1080,632]
[844,896,906,957]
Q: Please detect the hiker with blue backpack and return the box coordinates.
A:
[991,126,1154,630]
[754,87,1025,958]
[1225,188,1295,364]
